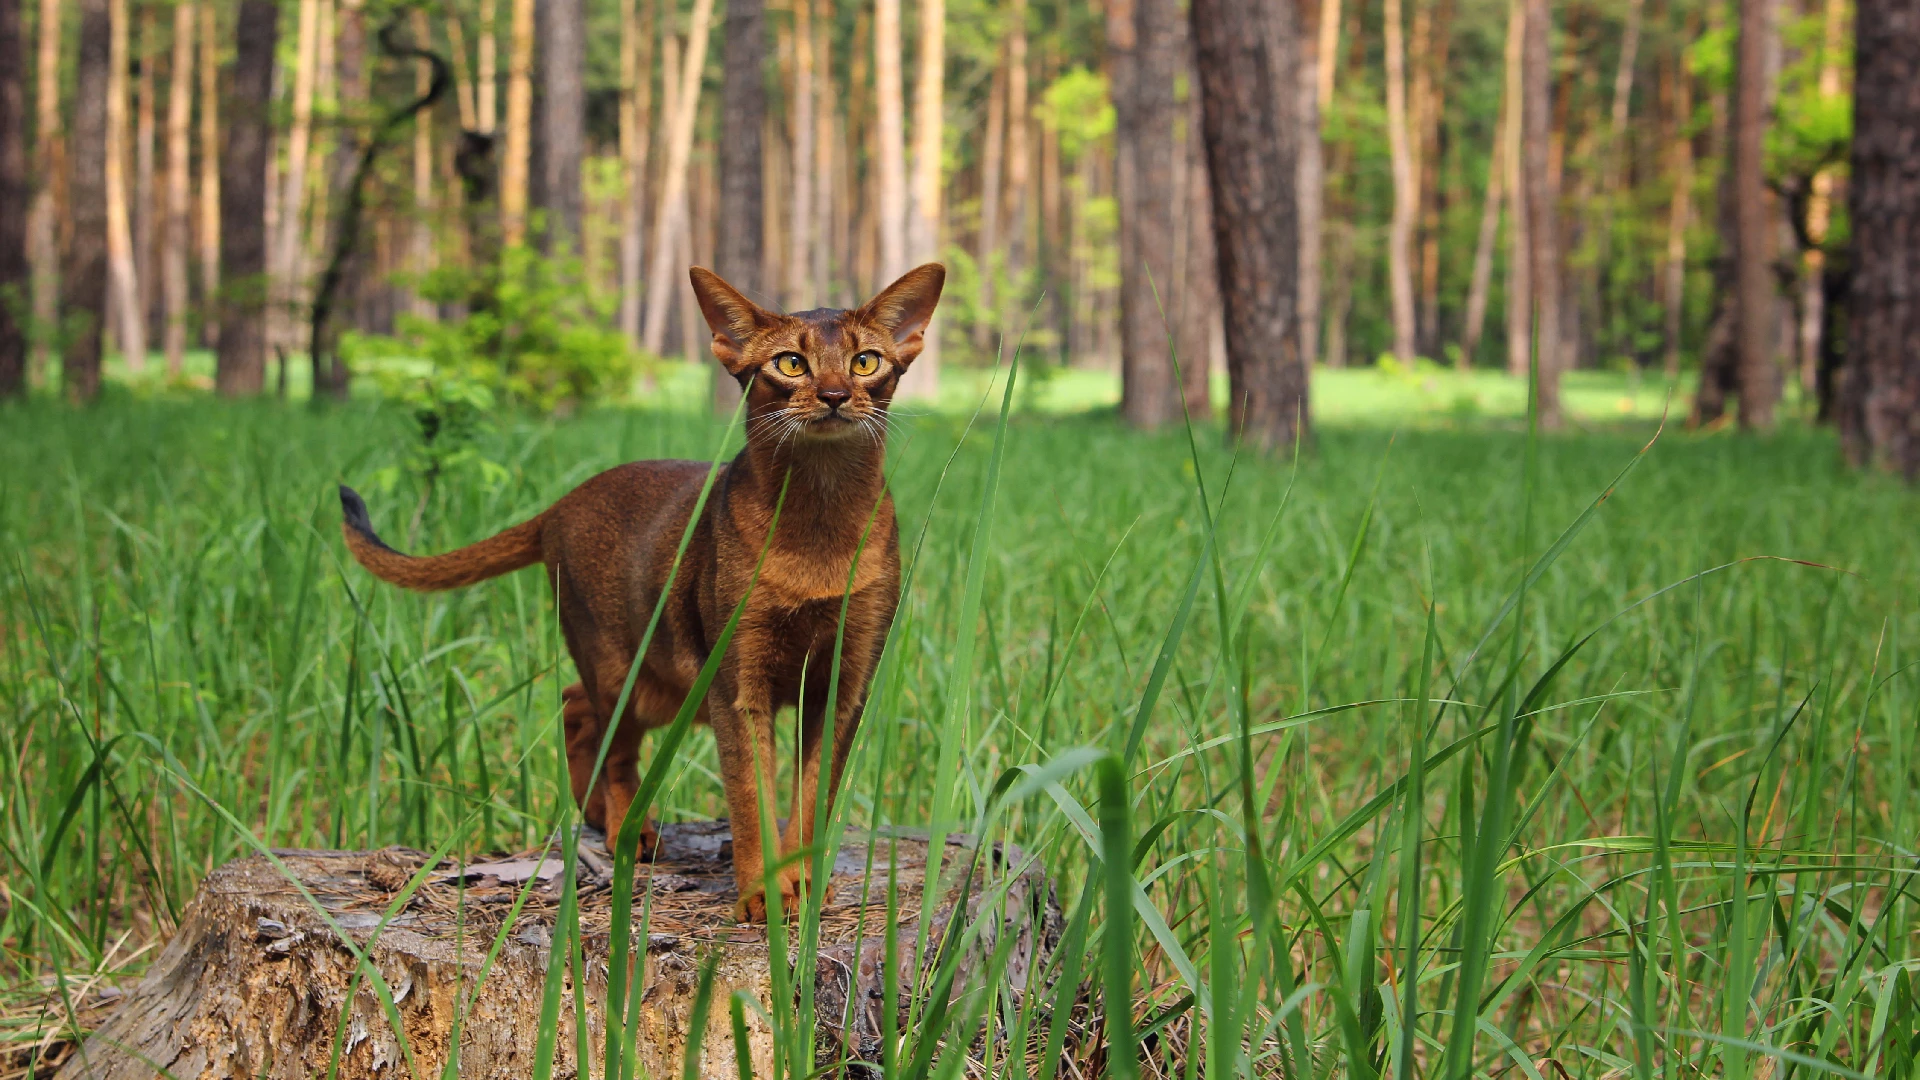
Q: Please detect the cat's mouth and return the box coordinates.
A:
[800,410,864,439]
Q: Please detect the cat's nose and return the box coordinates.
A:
[818,387,851,409]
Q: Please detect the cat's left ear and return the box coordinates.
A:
[690,267,776,374]
[857,263,945,366]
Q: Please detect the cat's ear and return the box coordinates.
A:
[857,263,945,366]
[689,267,775,373]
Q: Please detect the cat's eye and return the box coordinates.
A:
[773,353,807,378]
[851,351,881,377]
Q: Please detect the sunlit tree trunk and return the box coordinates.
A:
[539,0,585,253]
[1731,0,1775,428]
[1837,0,1919,474]
[67,0,112,401]
[1460,0,1517,369]
[269,0,319,359]
[215,0,277,396]
[105,0,144,371]
[162,2,195,375]
[618,0,653,343]
[1176,67,1217,416]
[478,0,497,133]
[1295,0,1325,381]
[895,0,944,397]
[1115,0,1181,426]
[640,0,715,354]
[1797,0,1844,398]
[1660,37,1693,380]
[788,0,816,309]
[409,9,435,320]
[873,0,906,287]
[133,7,155,347]
[314,0,362,399]
[0,0,25,396]
[1411,0,1451,357]
[197,1,219,348]
[714,0,764,409]
[1522,0,1560,426]
[500,0,534,245]
[1503,1,1528,378]
[1193,0,1304,448]
[26,0,62,381]
[975,56,1004,352]
[812,9,833,295]
[443,10,476,133]
[1381,0,1416,362]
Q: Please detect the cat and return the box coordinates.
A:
[340,263,944,921]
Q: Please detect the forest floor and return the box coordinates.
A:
[2,389,1913,1077]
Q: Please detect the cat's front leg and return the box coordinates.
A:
[712,669,785,922]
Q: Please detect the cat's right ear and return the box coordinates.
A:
[689,267,774,373]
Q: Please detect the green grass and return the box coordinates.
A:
[2,384,1917,1078]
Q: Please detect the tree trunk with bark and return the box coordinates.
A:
[619,0,654,345]
[1177,69,1217,417]
[500,0,534,246]
[133,7,155,348]
[640,0,715,354]
[1115,0,1182,427]
[197,2,219,349]
[539,0,585,254]
[26,0,62,382]
[1522,0,1561,426]
[314,0,364,400]
[1381,0,1417,362]
[1838,0,1920,475]
[0,0,25,398]
[409,10,436,320]
[65,0,112,402]
[789,0,817,311]
[874,0,907,288]
[105,0,144,371]
[1731,0,1775,428]
[1661,35,1693,380]
[1796,0,1844,399]
[1460,0,1518,370]
[894,0,944,398]
[1294,0,1324,384]
[1193,0,1305,450]
[214,0,278,397]
[162,2,194,375]
[713,0,765,410]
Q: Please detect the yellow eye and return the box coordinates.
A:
[851,351,881,377]
[774,353,807,378]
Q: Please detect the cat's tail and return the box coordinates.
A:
[339,486,546,591]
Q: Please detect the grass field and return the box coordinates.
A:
[3,379,1917,1078]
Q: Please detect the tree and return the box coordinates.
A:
[215,0,278,397]
[1731,0,1775,429]
[788,0,816,310]
[269,0,321,353]
[500,0,535,245]
[105,0,143,371]
[0,0,25,398]
[65,0,111,402]
[874,0,907,286]
[1521,0,1561,427]
[640,0,716,354]
[539,0,585,253]
[27,0,61,381]
[1192,0,1306,449]
[197,2,219,349]
[161,2,194,375]
[1838,0,1919,476]
[1113,0,1182,427]
[1458,0,1519,369]
[714,0,766,411]
[1381,0,1416,362]
[619,0,656,346]
[896,0,945,398]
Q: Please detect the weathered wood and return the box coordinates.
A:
[56,823,1059,1080]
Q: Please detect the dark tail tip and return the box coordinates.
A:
[339,485,375,537]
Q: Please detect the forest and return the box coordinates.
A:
[3,0,1920,1076]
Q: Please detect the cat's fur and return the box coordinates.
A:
[340,263,944,920]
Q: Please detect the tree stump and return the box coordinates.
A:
[55,823,1060,1080]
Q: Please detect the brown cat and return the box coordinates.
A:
[340,263,944,921]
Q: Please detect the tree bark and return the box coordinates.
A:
[1502,0,1528,378]
[1115,0,1182,427]
[1002,0,1029,312]
[538,0,585,254]
[1659,38,1693,380]
[1193,0,1304,449]
[0,0,25,398]
[895,0,944,398]
[1294,0,1323,384]
[271,0,319,357]
[105,0,145,372]
[618,0,652,345]
[1732,0,1775,428]
[975,57,1004,352]
[1521,0,1560,426]
[26,0,62,383]
[478,0,498,133]
[1838,0,1919,475]
[713,0,765,411]
[133,7,156,349]
[789,0,817,311]
[197,2,220,350]
[410,9,436,320]
[1460,0,1519,370]
[162,2,194,375]
[215,0,278,397]
[66,0,112,402]
[874,0,907,290]
[1796,0,1844,399]
[500,0,534,246]
[1410,0,1452,359]
[640,0,715,355]
[1176,71,1217,416]
[1381,0,1417,362]
[314,0,364,400]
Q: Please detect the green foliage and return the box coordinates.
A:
[1035,67,1115,161]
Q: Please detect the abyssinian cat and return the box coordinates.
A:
[339,263,944,921]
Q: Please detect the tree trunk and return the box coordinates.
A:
[26,0,62,383]
[215,0,278,397]
[713,0,764,411]
[269,0,318,361]
[410,9,436,320]
[1797,0,1844,400]
[1177,70,1217,416]
[1837,0,1919,475]
[874,0,907,286]
[1731,0,1775,428]
[53,828,1057,1080]
[975,57,1004,353]
[618,0,652,345]
[66,0,112,402]
[788,0,816,310]
[105,0,144,372]
[134,7,156,349]
[811,13,832,296]
[538,0,585,254]
[500,0,534,246]
[443,11,477,133]
[1660,38,1693,380]
[314,0,363,400]
[1410,0,1451,359]
[1002,0,1029,315]
[162,2,194,375]
[478,0,498,133]
[895,0,944,398]
[1294,0,1323,384]
[1521,0,1560,426]
[197,1,220,350]
[0,0,25,398]
[1115,0,1182,427]
[640,0,715,355]
[1381,0,1417,362]
[1459,0,1517,370]
[1193,0,1304,449]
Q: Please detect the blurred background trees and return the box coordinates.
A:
[0,0,1912,468]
